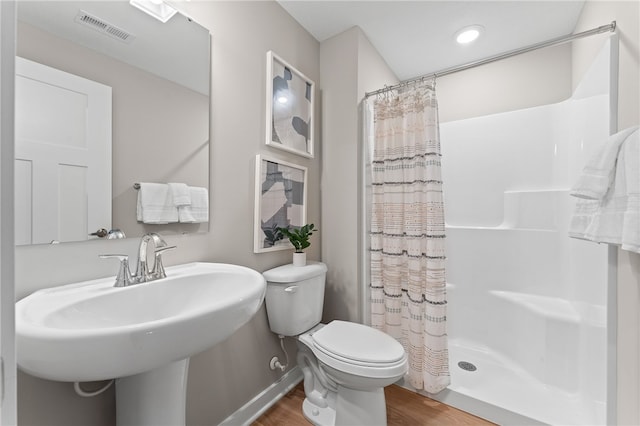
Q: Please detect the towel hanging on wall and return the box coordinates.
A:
[136,182,179,224]
[178,187,209,223]
[569,126,640,253]
[136,183,208,224]
[168,182,191,207]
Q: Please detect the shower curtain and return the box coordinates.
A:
[368,81,450,393]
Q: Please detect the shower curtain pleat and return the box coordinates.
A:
[369,82,450,393]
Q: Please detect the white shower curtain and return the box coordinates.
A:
[368,81,450,393]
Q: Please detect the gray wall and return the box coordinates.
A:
[319,27,398,324]
[438,43,572,122]
[320,28,360,323]
[15,2,320,425]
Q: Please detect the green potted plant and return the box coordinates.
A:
[278,223,317,266]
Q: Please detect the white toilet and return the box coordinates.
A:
[263,262,408,426]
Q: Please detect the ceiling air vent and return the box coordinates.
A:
[74,10,136,44]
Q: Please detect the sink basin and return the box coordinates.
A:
[16,262,266,382]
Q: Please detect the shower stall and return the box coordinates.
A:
[362,37,617,425]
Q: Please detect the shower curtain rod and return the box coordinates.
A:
[364,21,616,99]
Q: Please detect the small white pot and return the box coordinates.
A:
[293,252,306,267]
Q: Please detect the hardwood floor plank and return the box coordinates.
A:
[384,385,493,425]
[252,383,495,425]
[252,384,306,426]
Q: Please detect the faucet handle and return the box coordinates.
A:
[155,245,176,254]
[152,245,176,280]
[99,254,134,287]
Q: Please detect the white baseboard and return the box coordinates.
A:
[219,367,303,426]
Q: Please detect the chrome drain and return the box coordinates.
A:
[458,361,477,372]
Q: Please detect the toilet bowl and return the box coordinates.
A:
[296,322,407,426]
[263,262,408,426]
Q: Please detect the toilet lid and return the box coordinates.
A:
[311,320,405,364]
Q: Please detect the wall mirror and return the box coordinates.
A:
[15,0,210,246]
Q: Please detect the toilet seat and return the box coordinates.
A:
[306,321,407,379]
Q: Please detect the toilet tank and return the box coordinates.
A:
[263,262,327,336]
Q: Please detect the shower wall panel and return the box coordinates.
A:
[436,38,614,425]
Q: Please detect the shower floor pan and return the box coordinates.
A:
[427,339,606,425]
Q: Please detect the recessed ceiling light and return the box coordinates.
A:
[455,25,484,44]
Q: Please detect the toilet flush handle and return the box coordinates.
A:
[284,285,298,293]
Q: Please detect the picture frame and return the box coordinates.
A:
[266,51,315,158]
[254,154,308,253]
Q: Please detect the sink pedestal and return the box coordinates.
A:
[116,359,190,426]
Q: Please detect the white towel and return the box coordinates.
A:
[569,126,640,253]
[178,186,209,223]
[570,126,639,200]
[168,182,191,207]
[136,182,179,224]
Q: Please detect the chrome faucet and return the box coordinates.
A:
[100,233,176,287]
[134,233,176,283]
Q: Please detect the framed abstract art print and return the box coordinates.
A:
[266,51,315,158]
[254,155,308,253]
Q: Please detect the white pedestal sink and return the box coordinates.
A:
[16,262,266,426]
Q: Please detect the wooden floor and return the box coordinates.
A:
[253,383,495,426]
